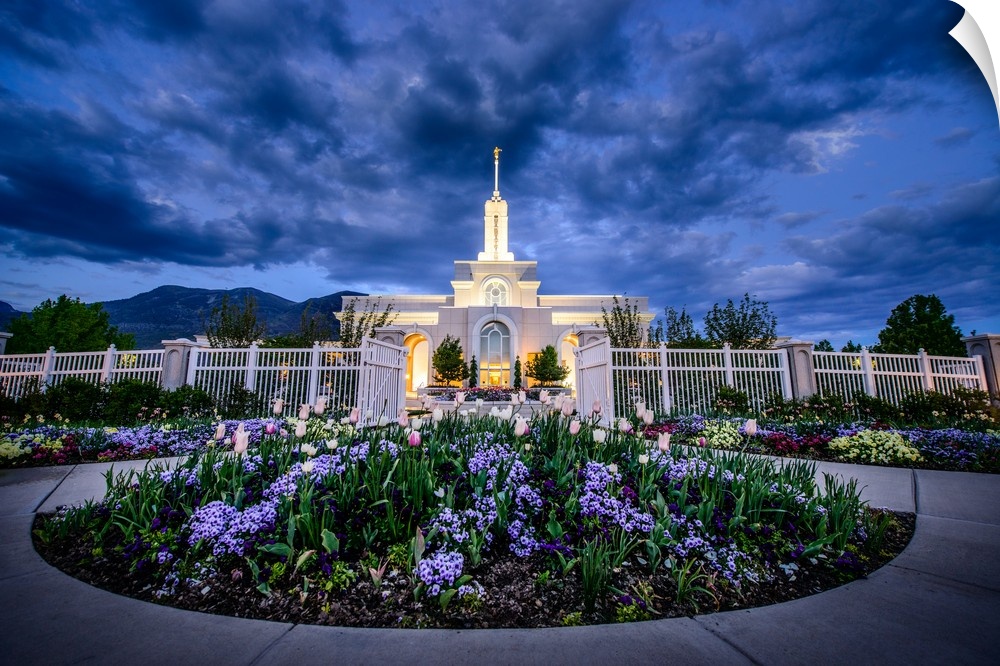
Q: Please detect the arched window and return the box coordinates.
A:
[482,278,508,306]
[479,321,510,386]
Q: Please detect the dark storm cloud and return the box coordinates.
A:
[0,0,996,341]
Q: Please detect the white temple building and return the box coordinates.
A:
[341,148,653,392]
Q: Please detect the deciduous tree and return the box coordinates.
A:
[526,345,570,386]
[703,293,777,349]
[203,294,265,348]
[873,294,965,357]
[7,295,135,354]
[432,335,468,386]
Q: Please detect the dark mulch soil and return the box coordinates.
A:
[33,511,915,629]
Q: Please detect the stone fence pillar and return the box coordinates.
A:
[576,327,608,347]
[964,334,1000,398]
[775,340,816,400]
[0,332,10,355]
[373,326,407,347]
[160,338,204,390]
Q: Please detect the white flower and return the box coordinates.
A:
[301,460,315,473]
[411,417,424,431]
[294,421,307,438]
[300,443,317,457]
[638,454,649,465]
[745,419,757,437]
[432,408,444,423]
[608,463,618,475]
[593,429,608,444]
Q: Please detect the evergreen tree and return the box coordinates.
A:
[526,345,570,386]
[432,335,468,386]
[468,355,479,388]
[814,339,835,352]
[873,294,966,357]
[7,295,135,354]
[842,340,863,353]
[703,293,777,349]
[203,293,266,348]
[513,356,522,389]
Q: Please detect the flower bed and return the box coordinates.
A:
[35,409,912,628]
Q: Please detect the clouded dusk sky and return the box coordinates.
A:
[1,0,997,348]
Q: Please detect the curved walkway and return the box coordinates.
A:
[1,459,998,665]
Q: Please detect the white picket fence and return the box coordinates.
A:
[0,339,407,424]
[575,338,987,421]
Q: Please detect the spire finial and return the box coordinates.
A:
[493,146,501,197]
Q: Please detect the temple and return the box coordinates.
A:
[341,148,653,391]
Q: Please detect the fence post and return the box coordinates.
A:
[860,347,876,396]
[40,346,56,389]
[603,337,614,421]
[162,339,200,390]
[963,334,1000,398]
[307,342,321,406]
[775,340,815,399]
[185,347,200,387]
[659,343,672,413]
[722,343,735,387]
[100,344,117,383]
[245,343,259,392]
[917,348,934,392]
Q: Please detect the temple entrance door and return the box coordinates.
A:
[405,334,429,394]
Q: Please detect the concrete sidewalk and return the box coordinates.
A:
[0,459,998,665]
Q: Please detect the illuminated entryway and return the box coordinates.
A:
[479,321,511,386]
[560,332,579,394]
[405,333,430,393]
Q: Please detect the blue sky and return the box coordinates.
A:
[0,0,997,348]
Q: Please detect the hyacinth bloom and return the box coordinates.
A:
[408,430,422,447]
[294,421,307,438]
[349,407,361,424]
[593,429,608,444]
[745,419,758,437]
[569,419,581,436]
[298,404,311,421]
[658,432,671,452]
[214,423,226,441]
[514,418,530,437]
[539,390,550,405]
[455,392,466,405]
[272,399,284,415]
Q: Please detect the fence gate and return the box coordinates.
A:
[357,338,408,426]
[574,337,613,426]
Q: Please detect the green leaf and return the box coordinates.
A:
[439,588,459,610]
[321,528,340,555]
[260,542,293,558]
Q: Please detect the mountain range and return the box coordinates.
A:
[0,286,365,349]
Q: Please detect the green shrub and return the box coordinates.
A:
[162,385,215,420]
[104,380,165,424]
[218,384,262,419]
[711,386,750,416]
[899,387,996,431]
[44,377,106,422]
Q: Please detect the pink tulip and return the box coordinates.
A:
[561,399,575,417]
[517,390,526,404]
[314,397,327,416]
[514,418,530,437]
[273,399,284,415]
[265,421,277,435]
[214,423,226,441]
[295,421,307,438]
[569,419,581,436]
[745,419,758,437]
[642,410,654,426]
[234,431,249,454]
[397,409,409,428]
[539,390,550,405]
[455,391,466,405]
[298,404,311,421]
[591,400,602,416]
[698,436,708,447]
[657,432,671,452]
[349,407,360,424]
[618,418,633,434]
[408,430,422,447]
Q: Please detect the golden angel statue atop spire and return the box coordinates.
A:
[493,146,501,160]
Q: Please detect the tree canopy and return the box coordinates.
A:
[337,297,395,348]
[203,294,266,348]
[600,295,651,348]
[7,295,135,354]
[432,335,468,386]
[703,293,777,349]
[525,345,570,385]
[873,294,966,357]
[261,306,333,348]
[814,339,835,352]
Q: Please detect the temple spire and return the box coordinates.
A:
[492,146,501,200]
[479,146,513,261]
